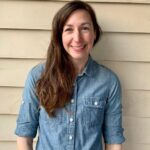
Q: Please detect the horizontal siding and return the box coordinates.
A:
[1,115,150,144]
[123,143,150,150]
[1,85,150,126]
[0,60,150,90]
[123,116,150,144]
[0,142,150,150]
[1,30,150,62]
[0,87,22,114]
[93,33,150,62]
[77,0,150,3]
[0,1,150,33]
[101,61,150,90]
[0,30,49,59]
[0,1,150,149]
[123,90,150,117]
[0,142,17,150]
[1,142,150,150]
[0,59,40,87]
[1,0,150,4]
[0,141,36,150]
[1,87,150,118]
[1,60,150,90]
[0,115,17,141]
[0,115,38,141]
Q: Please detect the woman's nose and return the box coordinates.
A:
[73,30,82,42]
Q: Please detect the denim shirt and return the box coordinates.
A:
[15,56,125,150]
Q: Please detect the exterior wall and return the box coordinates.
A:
[0,0,150,149]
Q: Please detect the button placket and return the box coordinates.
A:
[69,135,73,140]
[69,117,74,123]
[71,99,74,104]
[67,81,77,148]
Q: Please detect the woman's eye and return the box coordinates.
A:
[64,28,72,32]
[82,27,89,31]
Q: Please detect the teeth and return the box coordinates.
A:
[72,45,84,48]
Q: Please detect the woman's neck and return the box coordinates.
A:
[72,56,89,75]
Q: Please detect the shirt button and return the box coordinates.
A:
[69,135,73,140]
[69,117,73,123]
[94,101,98,106]
[71,99,74,103]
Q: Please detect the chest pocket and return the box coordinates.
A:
[82,97,106,128]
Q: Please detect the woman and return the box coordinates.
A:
[15,1,125,150]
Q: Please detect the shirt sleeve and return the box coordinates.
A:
[102,72,125,144]
[15,68,40,138]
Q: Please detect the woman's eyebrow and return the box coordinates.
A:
[64,22,91,27]
[81,22,91,26]
[64,24,73,27]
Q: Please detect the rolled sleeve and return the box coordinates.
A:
[102,72,125,144]
[15,68,40,138]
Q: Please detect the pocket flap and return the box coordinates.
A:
[84,97,106,108]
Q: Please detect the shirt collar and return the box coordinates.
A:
[78,55,94,77]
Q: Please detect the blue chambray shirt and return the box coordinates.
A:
[15,56,125,150]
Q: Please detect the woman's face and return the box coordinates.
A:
[62,9,96,63]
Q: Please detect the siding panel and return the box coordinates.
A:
[1,115,150,145]
[2,0,150,4]
[0,0,150,149]
[0,87,22,114]
[123,143,150,150]
[93,33,150,62]
[1,60,150,90]
[0,142,17,150]
[123,90,150,117]
[0,115,17,141]
[1,142,150,150]
[1,87,150,118]
[0,30,49,59]
[101,61,150,90]
[0,141,36,150]
[0,1,150,33]
[123,116,150,144]
[1,30,150,62]
[0,59,40,87]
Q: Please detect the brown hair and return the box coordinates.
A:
[36,0,102,117]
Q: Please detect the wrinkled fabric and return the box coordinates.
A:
[15,56,125,150]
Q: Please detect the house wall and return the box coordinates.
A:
[0,0,150,149]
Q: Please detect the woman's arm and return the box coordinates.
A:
[17,137,33,150]
[105,144,122,150]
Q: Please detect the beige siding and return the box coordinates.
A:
[93,33,150,62]
[101,61,150,90]
[1,60,150,89]
[2,0,150,4]
[0,0,150,149]
[0,115,17,141]
[123,117,150,143]
[1,31,150,61]
[0,141,36,150]
[0,59,40,87]
[0,87,22,114]
[0,142,17,150]
[0,30,49,59]
[0,1,150,33]
[123,90,150,117]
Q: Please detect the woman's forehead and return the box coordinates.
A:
[63,9,93,26]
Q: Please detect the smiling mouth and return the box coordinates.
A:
[71,45,86,51]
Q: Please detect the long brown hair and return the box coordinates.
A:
[36,0,102,117]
